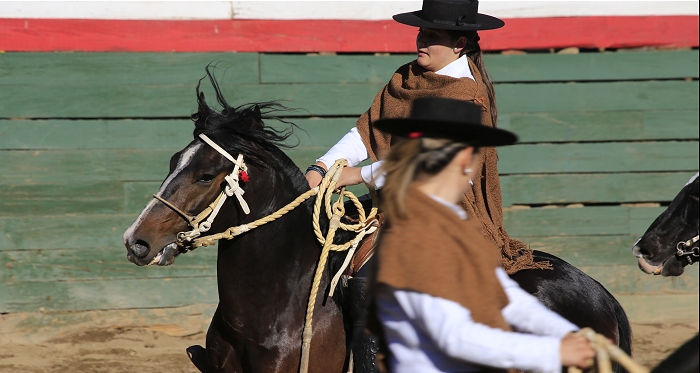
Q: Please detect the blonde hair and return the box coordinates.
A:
[381,138,475,222]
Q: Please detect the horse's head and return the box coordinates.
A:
[633,173,699,276]
[123,68,300,266]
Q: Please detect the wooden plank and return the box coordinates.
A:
[1,110,696,151]
[0,53,260,85]
[500,172,696,206]
[498,141,699,175]
[261,50,700,84]
[0,148,326,184]
[522,235,641,266]
[261,54,411,84]
[0,205,664,251]
[496,81,699,114]
[1,80,697,118]
[4,171,691,217]
[2,16,698,52]
[0,118,356,150]
[0,214,136,251]
[0,119,194,150]
[1,141,696,185]
[0,276,218,313]
[579,265,698,294]
[499,109,699,143]
[503,205,666,237]
[1,248,217,283]
[0,182,126,216]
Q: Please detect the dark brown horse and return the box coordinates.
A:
[122,74,358,372]
[123,70,631,373]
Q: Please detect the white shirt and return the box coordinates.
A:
[376,196,578,373]
[317,56,475,188]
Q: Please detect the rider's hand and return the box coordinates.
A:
[336,167,364,188]
[306,162,327,188]
[560,333,595,369]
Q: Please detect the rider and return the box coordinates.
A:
[305,1,548,369]
[306,0,548,274]
[372,97,594,373]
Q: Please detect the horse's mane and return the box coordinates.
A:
[191,65,301,173]
[190,65,357,275]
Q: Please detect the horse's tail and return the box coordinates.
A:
[612,295,633,373]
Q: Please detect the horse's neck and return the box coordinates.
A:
[215,163,320,304]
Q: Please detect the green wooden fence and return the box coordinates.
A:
[0,50,698,323]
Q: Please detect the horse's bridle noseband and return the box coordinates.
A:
[676,234,700,265]
[153,133,250,250]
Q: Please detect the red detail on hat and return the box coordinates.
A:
[239,170,250,183]
[408,131,424,139]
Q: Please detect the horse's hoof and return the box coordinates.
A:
[187,345,214,373]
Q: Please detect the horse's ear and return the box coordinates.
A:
[251,104,263,129]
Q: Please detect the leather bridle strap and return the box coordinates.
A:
[152,134,251,248]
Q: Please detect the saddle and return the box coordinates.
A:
[341,194,385,277]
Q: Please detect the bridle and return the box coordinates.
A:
[151,133,379,373]
[152,133,250,250]
[676,234,700,265]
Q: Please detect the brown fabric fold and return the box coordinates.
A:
[356,59,550,274]
[377,185,512,332]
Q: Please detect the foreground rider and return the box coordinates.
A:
[372,97,594,373]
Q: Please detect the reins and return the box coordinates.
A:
[152,134,378,373]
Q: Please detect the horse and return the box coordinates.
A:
[123,70,631,373]
[633,172,699,276]
[632,172,699,373]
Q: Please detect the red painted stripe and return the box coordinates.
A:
[1,16,697,52]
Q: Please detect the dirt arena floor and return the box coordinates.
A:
[0,320,697,373]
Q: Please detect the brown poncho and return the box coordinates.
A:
[376,186,512,373]
[357,60,550,274]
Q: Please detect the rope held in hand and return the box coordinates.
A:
[568,328,649,373]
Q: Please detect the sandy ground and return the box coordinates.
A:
[0,321,697,373]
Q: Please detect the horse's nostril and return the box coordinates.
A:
[132,240,151,258]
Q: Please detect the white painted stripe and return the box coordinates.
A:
[1,1,697,20]
[123,143,202,244]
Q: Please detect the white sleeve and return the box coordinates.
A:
[360,161,385,188]
[316,127,369,168]
[497,268,579,338]
[380,287,563,373]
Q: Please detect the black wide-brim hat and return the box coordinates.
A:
[374,97,517,147]
[393,0,504,31]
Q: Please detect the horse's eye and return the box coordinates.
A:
[198,174,215,183]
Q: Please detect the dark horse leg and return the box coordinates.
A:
[510,250,632,373]
[187,307,242,373]
[651,334,699,373]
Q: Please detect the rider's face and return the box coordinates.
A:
[416,28,462,72]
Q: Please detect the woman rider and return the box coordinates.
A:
[304,0,548,369]
[305,0,547,275]
[372,97,594,373]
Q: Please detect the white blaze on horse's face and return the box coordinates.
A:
[123,143,202,264]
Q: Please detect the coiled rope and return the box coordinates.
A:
[568,328,649,373]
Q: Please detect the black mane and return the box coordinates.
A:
[191,64,299,170]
